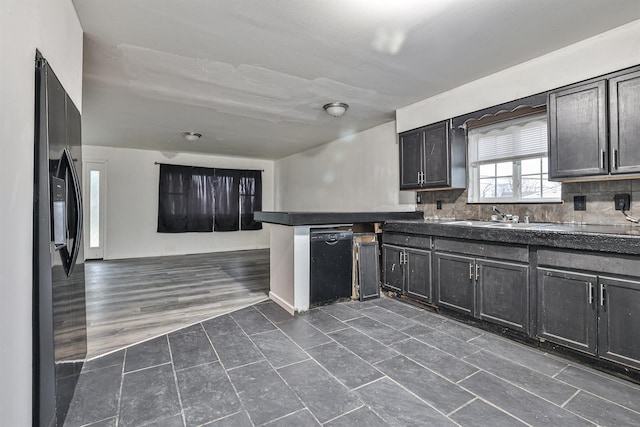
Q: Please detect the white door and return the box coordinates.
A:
[84,161,106,260]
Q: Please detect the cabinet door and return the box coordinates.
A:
[548,80,607,179]
[422,121,449,187]
[435,253,475,316]
[382,245,404,293]
[399,130,424,189]
[609,70,640,175]
[405,248,432,303]
[537,268,597,355]
[598,276,640,369]
[477,259,529,333]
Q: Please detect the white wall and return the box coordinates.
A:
[275,20,640,213]
[83,146,274,259]
[275,121,416,211]
[0,0,83,424]
[397,19,640,132]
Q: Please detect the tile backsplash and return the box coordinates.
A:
[418,179,640,225]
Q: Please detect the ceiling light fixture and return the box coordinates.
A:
[323,102,349,117]
[181,131,202,142]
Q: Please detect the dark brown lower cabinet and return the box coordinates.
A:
[537,268,598,355]
[477,259,529,332]
[405,249,432,302]
[435,253,475,316]
[382,244,432,303]
[382,245,404,294]
[598,276,640,369]
[435,253,529,332]
[538,269,640,369]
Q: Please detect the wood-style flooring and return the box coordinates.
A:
[84,249,269,358]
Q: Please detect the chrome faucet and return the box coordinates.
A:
[492,206,519,223]
[492,206,509,219]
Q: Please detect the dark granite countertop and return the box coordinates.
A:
[255,211,423,226]
[383,219,640,255]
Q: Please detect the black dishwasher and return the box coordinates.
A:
[310,230,353,306]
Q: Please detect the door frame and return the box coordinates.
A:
[83,160,108,260]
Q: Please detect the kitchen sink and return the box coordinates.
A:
[531,224,578,231]
[481,222,546,229]
[442,220,489,226]
[440,220,584,231]
[441,220,556,230]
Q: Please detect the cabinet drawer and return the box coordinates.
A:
[434,238,528,263]
[537,249,639,278]
[382,233,432,250]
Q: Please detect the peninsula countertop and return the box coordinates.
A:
[254,211,424,226]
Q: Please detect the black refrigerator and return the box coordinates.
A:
[33,51,87,427]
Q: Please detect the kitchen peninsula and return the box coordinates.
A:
[255,211,423,314]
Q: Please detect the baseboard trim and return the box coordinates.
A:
[269,291,296,316]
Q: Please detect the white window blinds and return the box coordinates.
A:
[469,113,548,164]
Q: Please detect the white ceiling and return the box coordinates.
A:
[73,0,640,160]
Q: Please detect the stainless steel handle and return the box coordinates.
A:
[469,263,473,280]
[614,149,619,170]
[404,252,408,264]
[600,283,606,307]
[417,171,421,184]
[400,252,404,264]
[59,148,83,277]
[475,263,480,281]
[600,149,606,170]
[588,283,594,305]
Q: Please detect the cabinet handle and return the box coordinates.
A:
[417,171,421,184]
[469,263,473,281]
[614,149,619,170]
[475,263,480,281]
[600,283,606,307]
[600,149,606,170]
[588,283,594,305]
[404,252,408,264]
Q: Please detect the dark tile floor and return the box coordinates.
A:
[64,297,640,426]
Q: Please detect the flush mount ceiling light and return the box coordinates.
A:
[323,102,349,117]
[181,131,202,142]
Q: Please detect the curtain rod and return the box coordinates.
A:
[154,162,263,172]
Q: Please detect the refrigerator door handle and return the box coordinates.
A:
[59,147,83,276]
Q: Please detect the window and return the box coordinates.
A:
[468,113,561,203]
[157,164,262,233]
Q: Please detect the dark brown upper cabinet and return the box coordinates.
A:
[548,65,640,180]
[609,69,640,175]
[399,120,466,190]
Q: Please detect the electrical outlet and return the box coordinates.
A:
[436,200,442,210]
[574,195,586,211]
[614,194,631,211]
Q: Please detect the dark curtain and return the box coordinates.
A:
[158,164,215,232]
[214,169,241,231]
[158,164,262,233]
[240,171,263,230]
